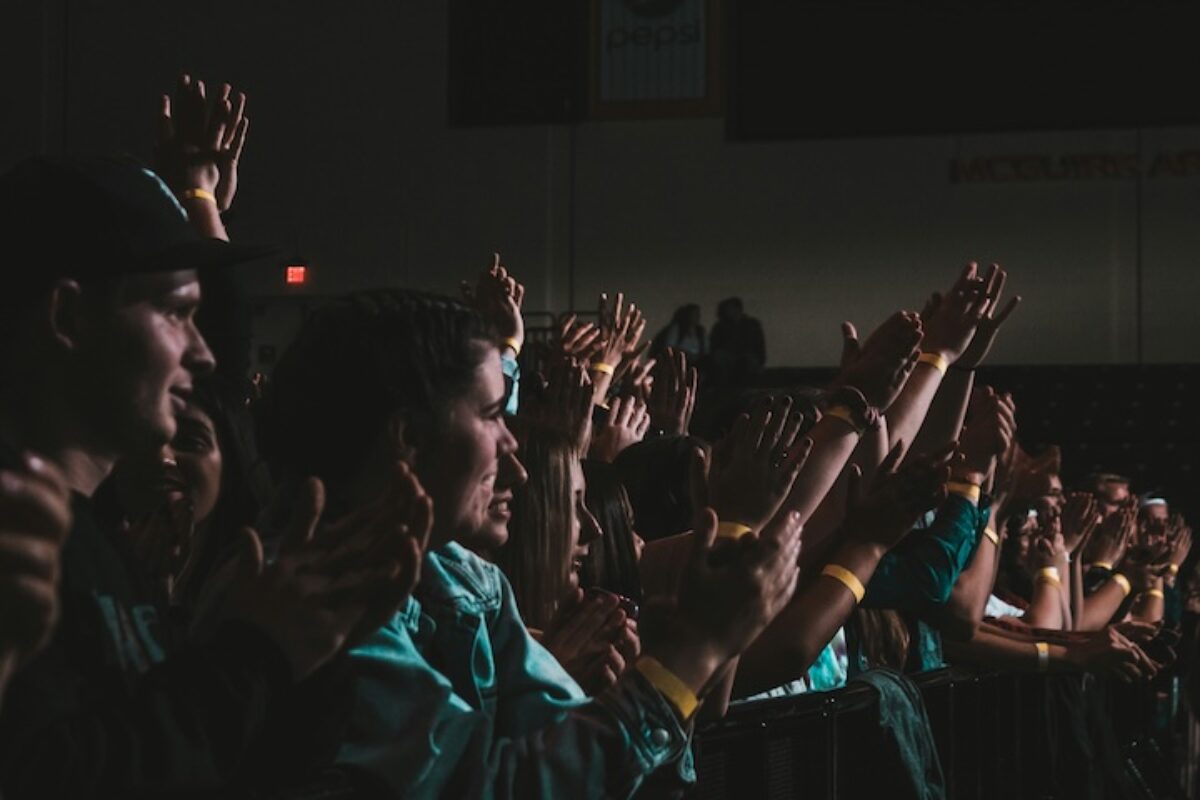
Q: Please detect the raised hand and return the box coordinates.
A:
[1029,515,1067,570]
[921,262,992,363]
[696,396,813,534]
[647,348,698,436]
[955,263,1021,369]
[460,253,526,351]
[843,443,955,551]
[557,315,604,362]
[155,75,249,211]
[1084,503,1137,567]
[224,462,431,681]
[0,453,71,687]
[1168,515,1193,576]
[955,386,1016,483]
[595,292,645,371]
[590,395,651,463]
[834,311,923,410]
[525,360,593,452]
[1060,491,1101,555]
[1067,625,1160,682]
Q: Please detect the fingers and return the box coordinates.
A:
[688,448,711,517]
[279,477,326,557]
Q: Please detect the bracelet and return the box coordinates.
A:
[591,362,615,376]
[1036,572,1062,590]
[502,337,522,357]
[824,386,881,431]
[825,405,864,435]
[945,480,982,503]
[635,657,698,720]
[1144,588,1165,600]
[1168,563,1180,576]
[716,521,753,539]
[180,188,217,204]
[917,352,949,375]
[983,526,1000,546]
[1092,561,1114,572]
[821,564,866,603]
[1111,573,1132,597]
[1037,566,1060,581]
[1035,641,1050,672]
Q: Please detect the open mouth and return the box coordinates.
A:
[488,492,512,519]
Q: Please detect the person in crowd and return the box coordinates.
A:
[580,459,645,606]
[708,297,766,384]
[258,284,811,797]
[651,304,706,362]
[0,155,423,799]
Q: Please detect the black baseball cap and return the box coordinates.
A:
[0,154,275,285]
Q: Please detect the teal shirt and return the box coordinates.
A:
[850,495,990,675]
[338,542,692,798]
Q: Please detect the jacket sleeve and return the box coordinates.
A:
[0,618,303,799]
[863,495,989,611]
[338,579,692,799]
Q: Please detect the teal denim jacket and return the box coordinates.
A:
[338,542,692,798]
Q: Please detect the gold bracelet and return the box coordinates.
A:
[1092,561,1114,572]
[635,656,698,720]
[946,480,982,503]
[983,526,1000,546]
[181,188,217,204]
[1035,641,1050,672]
[824,405,864,434]
[1168,563,1180,576]
[917,352,949,375]
[502,337,522,357]
[821,564,866,603]
[1111,573,1132,597]
[1144,588,1165,600]
[716,521,753,539]
[591,362,615,376]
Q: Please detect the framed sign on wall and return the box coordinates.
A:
[590,0,721,119]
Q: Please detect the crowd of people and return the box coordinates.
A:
[0,75,1193,799]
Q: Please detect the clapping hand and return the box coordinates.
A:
[648,348,698,436]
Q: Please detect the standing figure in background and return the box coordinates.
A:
[709,297,766,385]
[652,304,706,363]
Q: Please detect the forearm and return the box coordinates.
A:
[797,421,888,564]
[181,195,229,241]
[942,625,1076,674]
[909,368,973,458]
[734,541,884,697]
[779,416,862,525]
[1071,557,1084,630]
[938,532,998,641]
[883,362,945,460]
[1023,580,1063,630]
[1130,579,1165,624]
[1078,580,1130,631]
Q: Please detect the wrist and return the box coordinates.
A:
[643,636,728,697]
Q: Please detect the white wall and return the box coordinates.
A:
[4,0,1199,367]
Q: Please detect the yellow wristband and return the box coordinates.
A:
[1111,573,1132,597]
[716,521,753,539]
[821,564,866,603]
[635,657,698,720]
[917,352,949,375]
[946,481,982,503]
[1037,566,1060,582]
[983,527,1000,546]
[824,405,864,435]
[591,362,615,376]
[1092,561,1114,572]
[502,337,522,357]
[1036,573,1062,590]
[181,188,217,204]
[1035,641,1050,672]
[1168,563,1180,576]
[1144,588,1165,600]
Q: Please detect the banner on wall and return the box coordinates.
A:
[590,0,721,119]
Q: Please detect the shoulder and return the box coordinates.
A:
[419,542,505,614]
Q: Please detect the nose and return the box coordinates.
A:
[499,451,528,490]
[185,321,216,377]
[579,502,603,547]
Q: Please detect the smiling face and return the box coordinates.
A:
[72,271,215,457]
[416,346,527,551]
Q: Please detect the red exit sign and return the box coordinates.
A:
[285,265,307,285]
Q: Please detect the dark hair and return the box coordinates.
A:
[580,459,643,603]
[495,423,577,630]
[613,435,705,542]
[257,289,492,492]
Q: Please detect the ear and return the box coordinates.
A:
[387,411,421,465]
[46,279,86,352]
